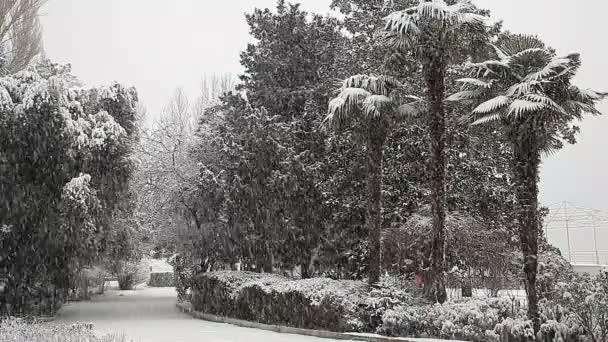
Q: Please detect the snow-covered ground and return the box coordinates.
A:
[447,288,527,302]
[146,258,173,273]
[51,283,470,342]
[52,287,331,342]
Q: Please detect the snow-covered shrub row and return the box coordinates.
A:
[541,269,608,342]
[378,297,523,341]
[147,272,175,287]
[377,268,608,342]
[189,271,425,332]
[0,318,129,342]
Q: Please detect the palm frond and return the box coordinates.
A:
[456,78,493,89]
[471,112,503,125]
[563,100,603,116]
[324,88,370,127]
[567,85,608,102]
[363,95,394,118]
[339,87,371,108]
[498,34,546,56]
[384,0,485,39]
[522,93,567,115]
[539,134,563,157]
[445,90,482,102]
[491,44,509,61]
[472,95,511,115]
[418,1,449,20]
[405,95,423,102]
[452,11,486,26]
[397,103,421,117]
[467,60,510,77]
[507,99,546,118]
[524,55,574,82]
[384,11,421,36]
[506,81,540,97]
[383,32,415,50]
[508,48,552,67]
[341,75,398,96]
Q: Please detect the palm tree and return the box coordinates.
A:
[383,0,486,303]
[447,34,607,333]
[325,74,418,285]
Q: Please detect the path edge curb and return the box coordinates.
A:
[176,301,417,341]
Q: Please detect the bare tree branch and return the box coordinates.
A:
[0,0,46,74]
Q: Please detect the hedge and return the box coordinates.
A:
[190,271,424,332]
[148,272,175,287]
[187,271,607,342]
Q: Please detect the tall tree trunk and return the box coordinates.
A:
[425,55,448,304]
[512,130,541,334]
[367,117,386,286]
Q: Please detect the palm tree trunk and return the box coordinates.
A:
[512,131,541,334]
[425,56,448,304]
[367,117,386,286]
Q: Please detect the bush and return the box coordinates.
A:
[169,254,192,302]
[0,318,129,342]
[490,270,608,342]
[110,261,149,290]
[378,297,524,342]
[190,271,424,332]
[148,273,174,287]
[547,269,608,342]
[536,247,575,300]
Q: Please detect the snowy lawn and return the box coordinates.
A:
[0,318,128,342]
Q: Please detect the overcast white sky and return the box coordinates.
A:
[40,1,608,258]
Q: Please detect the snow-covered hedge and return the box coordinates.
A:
[378,297,523,342]
[190,271,424,332]
[378,268,608,342]
[148,272,175,287]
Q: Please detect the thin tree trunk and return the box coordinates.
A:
[264,242,273,273]
[512,131,541,334]
[301,263,310,279]
[425,55,448,304]
[367,117,386,286]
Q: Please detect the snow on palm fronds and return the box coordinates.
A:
[383,0,486,50]
[448,34,607,153]
[451,34,606,125]
[325,74,419,128]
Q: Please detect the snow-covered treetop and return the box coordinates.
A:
[0,63,131,152]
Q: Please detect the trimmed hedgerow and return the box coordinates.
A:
[190,271,425,332]
[148,272,174,287]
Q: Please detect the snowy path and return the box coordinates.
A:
[54,286,330,342]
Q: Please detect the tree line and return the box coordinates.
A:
[135,0,605,333]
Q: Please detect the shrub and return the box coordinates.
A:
[548,269,608,342]
[111,261,149,290]
[148,273,175,287]
[492,270,608,342]
[190,271,423,332]
[378,297,524,342]
[536,247,575,300]
[0,318,129,342]
[169,254,192,302]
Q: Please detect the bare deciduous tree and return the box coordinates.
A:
[0,0,46,75]
[194,73,236,117]
[134,75,235,254]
